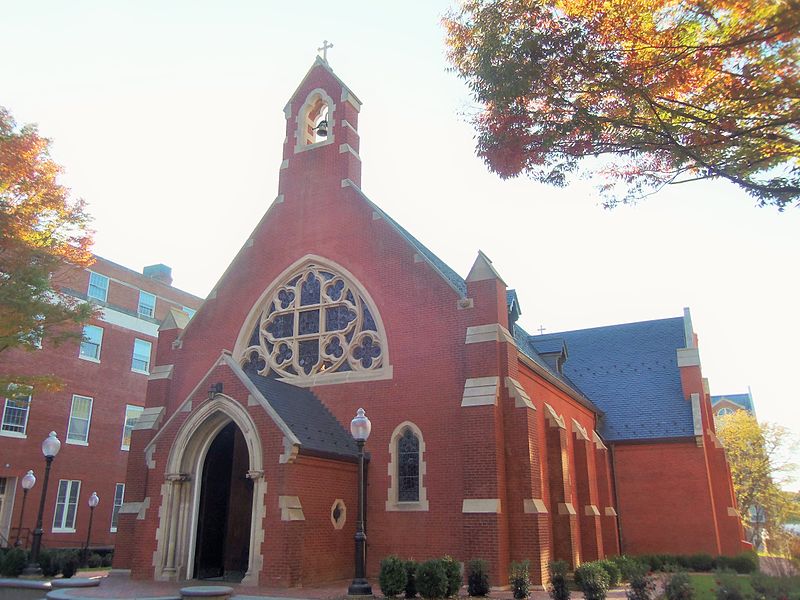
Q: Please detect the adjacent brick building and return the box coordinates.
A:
[0,257,202,550]
[113,58,748,588]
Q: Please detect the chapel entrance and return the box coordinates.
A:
[194,421,253,581]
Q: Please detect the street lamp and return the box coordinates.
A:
[348,408,372,597]
[23,431,61,576]
[83,492,99,566]
[14,470,36,547]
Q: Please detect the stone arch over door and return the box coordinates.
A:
[153,395,266,586]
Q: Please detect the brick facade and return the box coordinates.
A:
[0,257,201,551]
[110,59,745,589]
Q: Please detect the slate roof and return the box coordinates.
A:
[711,393,754,414]
[532,337,567,356]
[243,367,360,460]
[532,317,694,442]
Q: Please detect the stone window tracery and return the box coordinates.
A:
[242,264,385,381]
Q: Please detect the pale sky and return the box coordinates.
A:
[3,1,798,487]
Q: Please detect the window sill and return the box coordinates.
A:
[52,528,76,534]
[66,439,89,446]
[0,430,27,439]
[110,527,118,533]
[385,499,429,512]
[120,445,130,451]
[79,355,101,364]
[131,368,150,375]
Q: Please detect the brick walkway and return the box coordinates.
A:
[61,570,632,600]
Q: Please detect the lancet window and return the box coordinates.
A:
[241,264,385,381]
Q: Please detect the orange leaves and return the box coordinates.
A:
[1,107,96,359]
[444,0,800,208]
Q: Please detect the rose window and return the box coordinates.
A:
[242,265,384,380]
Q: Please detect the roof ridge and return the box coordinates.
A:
[531,315,684,338]
[346,182,467,297]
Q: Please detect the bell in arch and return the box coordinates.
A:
[315,119,328,138]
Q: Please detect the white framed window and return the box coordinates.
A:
[121,404,144,450]
[53,479,80,532]
[131,339,152,373]
[110,483,125,532]
[79,325,103,362]
[66,395,93,445]
[182,306,196,319]
[138,291,156,318]
[1,395,31,437]
[87,272,109,302]
[386,421,429,511]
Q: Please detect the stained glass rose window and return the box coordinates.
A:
[242,264,385,380]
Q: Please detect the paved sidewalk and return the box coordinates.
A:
[64,570,634,600]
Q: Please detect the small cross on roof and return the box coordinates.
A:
[318,40,333,62]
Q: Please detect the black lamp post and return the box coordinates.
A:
[348,408,372,597]
[23,431,61,576]
[14,470,36,547]
[83,492,99,566]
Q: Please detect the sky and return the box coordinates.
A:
[3,1,798,486]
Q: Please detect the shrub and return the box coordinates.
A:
[467,559,490,597]
[610,556,646,582]
[0,547,27,577]
[405,560,418,598]
[665,572,694,600]
[729,552,758,574]
[417,560,448,600]
[626,566,655,600]
[750,572,800,600]
[715,570,747,600]
[688,554,714,572]
[548,561,570,600]
[596,560,621,586]
[509,561,530,600]
[575,562,611,600]
[87,552,103,569]
[61,550,80,579]
[101,551,113,568]
[380,555,408,598]
[39,548,60,577]
[441,556,462,597]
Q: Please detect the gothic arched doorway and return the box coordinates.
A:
[194,421,253,581]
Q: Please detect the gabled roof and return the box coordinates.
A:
[284,57,362,112]
[534,317,694,442]
[243,366,359,461]
[711,392,754,414]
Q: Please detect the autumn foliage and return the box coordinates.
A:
[444,0,800,209]
[0,106,95,393]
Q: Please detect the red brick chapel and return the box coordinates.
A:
[115,58,747,587]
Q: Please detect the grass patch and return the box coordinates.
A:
[687,573,756,600]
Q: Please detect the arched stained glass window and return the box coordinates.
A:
[241,263,385,381]
[398,427,420,502]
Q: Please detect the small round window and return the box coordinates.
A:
[331,499,347,529]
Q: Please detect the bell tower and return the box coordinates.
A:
[278,56,363,200]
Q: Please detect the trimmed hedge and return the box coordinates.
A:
[629,551,758,574]
[467,559,490,597]
[417,560,448,600]
[405,560,418,598]
[509,561,530,600]
[381,555,408,598]
[664,572,694,600]
[440,556,461,597]
[548,561,570,600]
[0,547,27,577]
[575,562,610,600]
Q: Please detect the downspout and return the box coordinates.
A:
[609,443,624,554]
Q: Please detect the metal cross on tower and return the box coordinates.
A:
[318,40,334,62]
[537,325,547,335]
